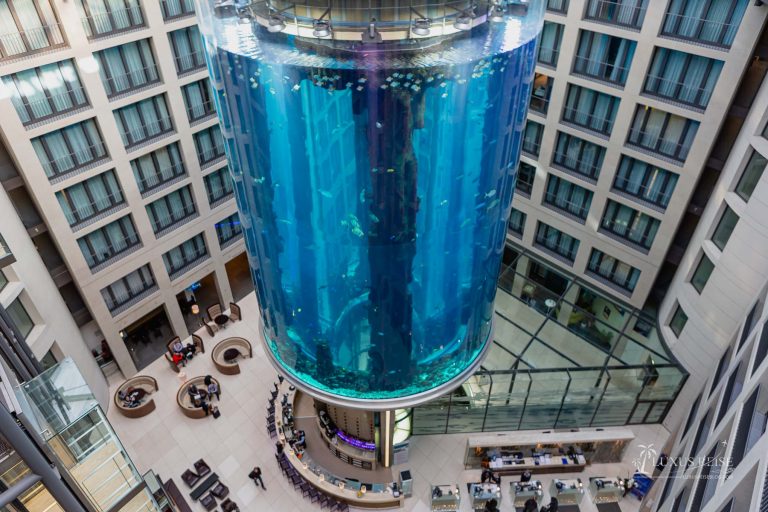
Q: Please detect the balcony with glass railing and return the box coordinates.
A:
[81,4,146,40]
[121,117,174,149]
[135,162,187,197]
[584,0,647,30]
[40,142,109,182]
[198,143,226,168]
[0,23,66,62]
[661,11,742,49]
[572,56,631,87]
[103,65,161,99]
[81,232,142,272]
[626,128,693,163]
[522,137,541,157]
[175,51,206,75]
[188,99,216,124]
[150,204,197,236]
[537,46,560,68]
[543,193,592,221]
[161,0,195,20]
[63,192,126,230]
[551,152,601,182]
[643,75,713,111]
[562,107,615,136]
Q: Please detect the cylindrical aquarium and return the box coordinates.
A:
[196,0,544,407]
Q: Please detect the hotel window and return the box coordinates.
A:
[32,119,107,180]
[163,233,207,279]
[114,94,173,148]
[735,150,767,202]
[77,0,144,40]
[662,0,749,48]
[508,208,526,237]
[600,199,660,250]
[183,78,215,123]
[690,253,715,293]
[612,156,678,209]
[169,25,205,75]
[537,22,563,67]
[627,107,699,163]
[710,348,731,396]
[754,323,768,376]
[522,121,543,157]
[711,205,739,251]
[573,30,636,86]
[587,249,640,293]
[552,131,604,181]
[644,48,722,110]
[101,264,155,314]
[146,185,196,234]
[131,142,186,195]
[530,74,553,115]
[216,212,242,247]
[543,175,593,221]
[6,298,33,338]
[0,0,65,60]
[584,0,647,29]
[562,84,619,136]
[204,167,234,207]
[95,39,159,98]
[534,222,580,263]
[56,169,124,227]
[160,0,194,20]
[546,0,568,14]
[516,162,535,197]
[194,125,226,167]
[2,60,87,125]
[77,215,140,269]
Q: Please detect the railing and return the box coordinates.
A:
[103,65,160,97]
[17,86,89,125]
[572,56,630,86]
[626,128,691,162]
[600,219,656,249]
[161,0,195,20]
[586,265,636,294]
[135,162,186,194]
[516,178,533,196]
[151,204,197,233]
[187,100,216,122]
[0,23,66,61]
[551,152,601,180]
[208,185,233,206]
[546,0,569,14]
[85,234,141,269]
[661,13,739,48]
[198,144,226,166]
[534,235,577,261]
[522,138,540,156]
[612,176,673,208]
[562,107,614,135]
[106,283,158,315]
[167,251,209,279]
[543,192,590,220]
[81,5,145,40]
[584,0,646,30]
[218,228,243,248]
[643,75,712,109]
[42,142,108,180]
[121,117,173,148]
[530,94,550,114]
[175,51,206,74]
[537,47,559,67]
[67,193,125,227]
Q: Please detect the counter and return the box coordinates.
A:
[316,417,377,470]
[468,483,501,511]
[430,485,460,511]
[510,480,543,508]
[589,476,623,504]
[275,383,403,509]
[550,478,584,505]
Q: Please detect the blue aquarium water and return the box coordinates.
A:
[199,8,542,404]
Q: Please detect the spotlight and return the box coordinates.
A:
[412,18,431,36]
[454,13,473,31]
[267,15,286,33]
[313,19,332,38]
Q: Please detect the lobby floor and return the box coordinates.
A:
[106,291,668,512]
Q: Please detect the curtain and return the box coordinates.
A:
[156,146,175,181]
[99,47,128,94]
[148,199,170,231]
[43,132,73,174]
[118,105,144,144]
[12,0,48,50]
[122,42,147,87]
[185,82,205,118]
[196,130,214,162]
[171,29,193,69]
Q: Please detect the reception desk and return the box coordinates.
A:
[316,417,377,470]
[275,383,402,508]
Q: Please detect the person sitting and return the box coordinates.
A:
[184,341,196,359]
[205,375,220,400]
[172,339,185,355]
[484,498,499,512]
[540,497,558,512]
[523,498,538,512]
[520,470,532,483]
[295,430,306,450]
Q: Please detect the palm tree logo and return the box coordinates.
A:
[634,443,658,473]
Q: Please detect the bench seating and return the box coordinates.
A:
[113,376,158,418]
[211,337,252,375]
[176,376,221,419]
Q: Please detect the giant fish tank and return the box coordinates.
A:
[195,0,544,407]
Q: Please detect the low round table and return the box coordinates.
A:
[223,348,241,362]
[214,314,229,327]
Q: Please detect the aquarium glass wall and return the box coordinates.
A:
[196,1,545,403]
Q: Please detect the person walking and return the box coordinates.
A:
[249,467,266,490]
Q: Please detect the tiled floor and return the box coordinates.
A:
[107,291,668,512]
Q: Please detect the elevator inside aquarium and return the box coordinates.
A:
[196,0,545,408]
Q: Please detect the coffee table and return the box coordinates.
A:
[214,314,229,327]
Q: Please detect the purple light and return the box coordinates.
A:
[336,430,376,450]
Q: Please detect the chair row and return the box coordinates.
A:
[275,453,349,512]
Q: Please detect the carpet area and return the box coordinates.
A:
[596,503,623,512]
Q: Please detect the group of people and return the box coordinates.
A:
[187,375,220,416]
[171,339,197,367]
[117,388,143,408]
